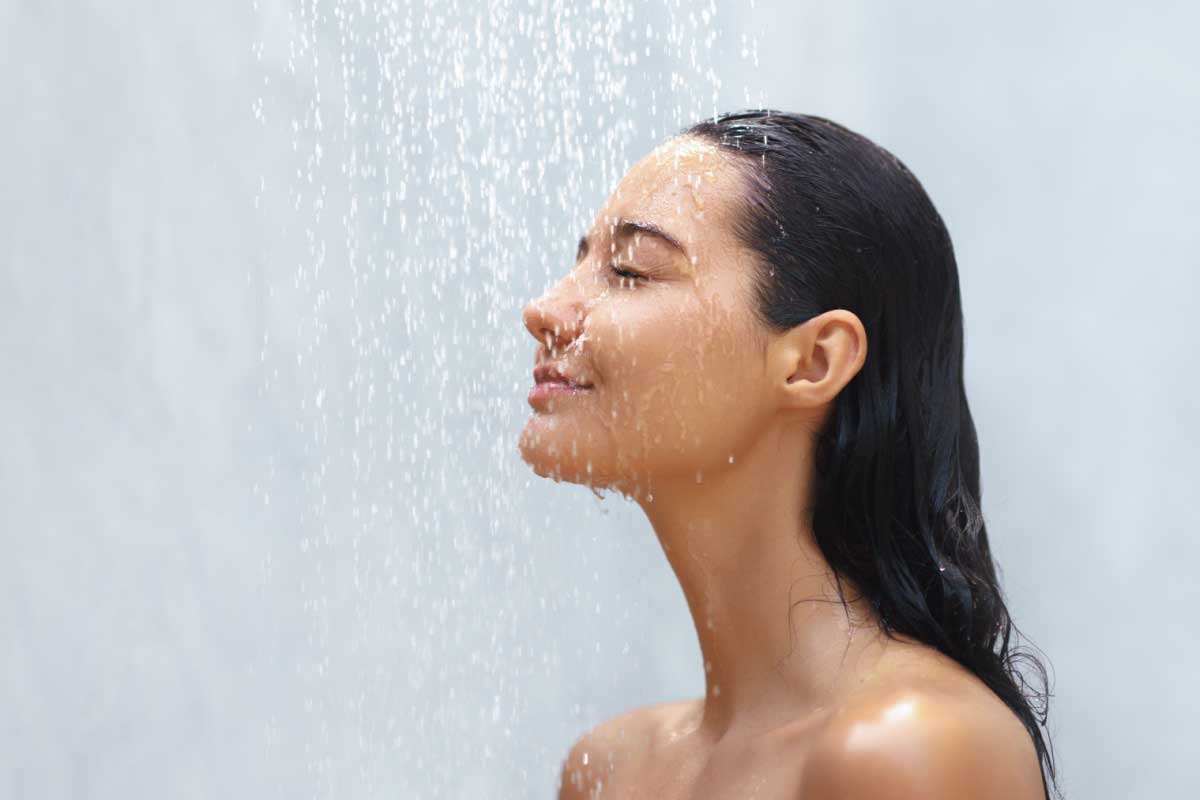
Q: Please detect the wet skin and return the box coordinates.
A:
[520,136,1045,799]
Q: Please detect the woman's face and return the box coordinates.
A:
[519,136,775,498]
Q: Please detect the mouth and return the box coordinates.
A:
[527,379,593,408]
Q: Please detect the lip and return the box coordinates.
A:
[527,380,592,408]
[533,363,592,387]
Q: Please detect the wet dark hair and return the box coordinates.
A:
[683,110,1059,799]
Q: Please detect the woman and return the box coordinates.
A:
[519,110,1059,800]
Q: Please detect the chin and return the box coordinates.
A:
[518,419,656,501]
[519,416,595,483]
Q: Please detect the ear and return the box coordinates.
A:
[768,309,868,411]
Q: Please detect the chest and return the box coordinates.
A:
[590,732,814,800]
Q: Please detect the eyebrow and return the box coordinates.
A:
[576,218,687,263]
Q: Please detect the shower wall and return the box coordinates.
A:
[2,1,1196,797]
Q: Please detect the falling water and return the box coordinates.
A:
[251,1,763,795]
[6,1,1199,797]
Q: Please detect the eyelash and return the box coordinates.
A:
[608,263,647,284]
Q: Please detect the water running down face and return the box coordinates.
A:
[519,136,779,500]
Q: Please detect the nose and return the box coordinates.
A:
[523,273,587,357]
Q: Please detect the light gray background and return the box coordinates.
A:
[3,1,1197,798]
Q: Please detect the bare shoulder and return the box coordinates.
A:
[798,679,1045,800]
[557,698,700,800]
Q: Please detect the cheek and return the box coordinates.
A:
[590,295,765,472]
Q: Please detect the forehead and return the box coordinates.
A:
[589,136,744,249]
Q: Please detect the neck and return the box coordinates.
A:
[634,420,886,742]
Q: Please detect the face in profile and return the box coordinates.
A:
[519,136,777,501]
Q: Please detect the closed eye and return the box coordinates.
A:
[609,263,647,283]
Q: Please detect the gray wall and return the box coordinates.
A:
[3,0,1196,797]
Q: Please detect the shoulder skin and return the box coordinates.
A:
[557,704,660,800]
[798,687,1045,800]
